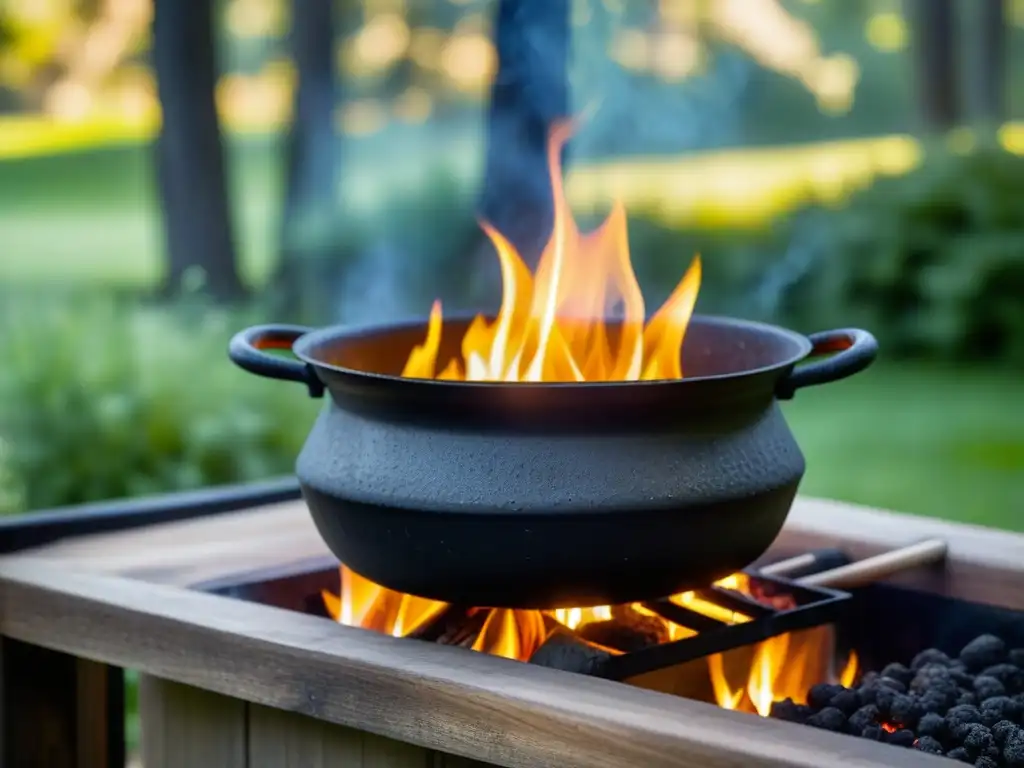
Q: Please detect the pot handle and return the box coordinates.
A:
[776,328,878,400]
[228,325,325,398]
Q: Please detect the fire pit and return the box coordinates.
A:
[228,124,877,608]
[1,494,1021,767]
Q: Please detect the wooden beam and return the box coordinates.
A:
[0,637,124,768]
[18,496,1024,609]
[0,559,950,768]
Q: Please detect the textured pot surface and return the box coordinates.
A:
[229,315,878,608]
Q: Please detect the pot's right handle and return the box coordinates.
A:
[229,325,324,398]
[776,328,878,400]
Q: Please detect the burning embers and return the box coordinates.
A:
[321,565,858,720]
[401,121,702,383]
[771,634,1024,766]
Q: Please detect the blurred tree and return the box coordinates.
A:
[152,0,245,301]
[273,0,340,318]
[477,0,569,273]
[907,0,960,133]
[973,0,1007,130]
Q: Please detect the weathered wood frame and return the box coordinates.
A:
[1,496,1020,767]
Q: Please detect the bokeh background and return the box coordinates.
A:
[0,0,1021,533]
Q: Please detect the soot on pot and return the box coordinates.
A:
[770,634,1024,766]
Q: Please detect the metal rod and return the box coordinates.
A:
[795,539,948,590]
[758,552,818,577]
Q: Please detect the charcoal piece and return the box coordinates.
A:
[1010,649,1024,669]
[961,724,996,758]
[918,712,948,740]
[529,628,611,675]
[808,683,845,710]
[878,676,908,694]
[913,648,953,670]
[884,728,916,748]
[960,692,980,707]
[770,697,812,724]
[913,735,945,755]
[857,682,881,708]
[805,707,847,733]
[947,747,972,763]
[974,756,999,768]
[920,685,959,714]
[975,676,1008,701]
[948,705,985,741]
[962,635,1008,672]
[952,667,978,688]
[880,662,913,687]
[981,697,1021,727]
[889,693,923,730]
[828,689,860,716]
[576,610,669,653]
[992,721,1020,747]
[861,724,884,741]
[859,671,880,687]
[1006,728,1024,766]
[847,704,880,734]
[912,663,954,693]
[984,664,1024,694]
[874,686,898,716]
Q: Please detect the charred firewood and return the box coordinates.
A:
[577,608,670,653]
[436,609,490,648]
[530,627,612,675]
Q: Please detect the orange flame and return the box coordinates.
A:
[324,569,750,661]
[401,122,701,383]
[707,627,860,717]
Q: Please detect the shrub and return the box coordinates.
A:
[777,147,1024,364]
[0,290,318,513]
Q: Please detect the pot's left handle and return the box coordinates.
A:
[776,328,878,400]
[229,325,325,398]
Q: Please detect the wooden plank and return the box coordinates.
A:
[0,558,950,768]
[248,704,362,767]
[139,675,246,768]
[248,702,489,767]
[76,657,125,768]
[0,636,123,768]
[17,495,1024,608]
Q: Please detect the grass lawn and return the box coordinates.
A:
[0,143,1021,532]
[784,364,1023,532]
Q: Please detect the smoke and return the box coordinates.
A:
[333,239,413,326]
[749,214,829,319]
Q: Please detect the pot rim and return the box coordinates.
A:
[292,312,815,391]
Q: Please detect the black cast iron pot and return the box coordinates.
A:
[229,315,877,609]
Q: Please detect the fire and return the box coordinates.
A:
[707,627,860,717]
[323,567,745,661]
[400,121,701,383]
[322,569,861,721]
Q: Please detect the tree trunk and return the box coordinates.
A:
[152,0,245,302]
[273,0,341,322]
[972,0,1006,129]
[477,0,571,275]
[907,0,960,134]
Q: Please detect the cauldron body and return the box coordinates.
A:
[229,315,877,609]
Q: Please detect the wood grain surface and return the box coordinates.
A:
[0,557,953,768]
[15,495,1024,608]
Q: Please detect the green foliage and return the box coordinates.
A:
[778,146,1024,364]
[0,291,318,513]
